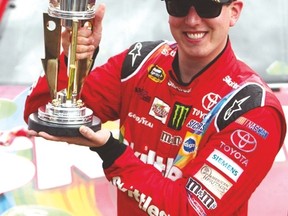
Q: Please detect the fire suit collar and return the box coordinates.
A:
[171,37,232,85]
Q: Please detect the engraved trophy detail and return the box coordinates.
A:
[28,0,101,137]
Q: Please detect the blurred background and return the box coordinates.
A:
[0,0,172,85]
[0,0,287,216]
[0,0,288,85]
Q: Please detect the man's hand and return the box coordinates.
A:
[62,3,106,60]
[28,126,111,148]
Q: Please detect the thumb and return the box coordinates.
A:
[79,126,111,147]
[92,3,105,35]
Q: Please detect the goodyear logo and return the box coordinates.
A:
[148,65,166,83]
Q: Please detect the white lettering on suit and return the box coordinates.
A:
[112,177,170,216]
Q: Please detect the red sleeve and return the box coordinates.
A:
[102,107,284,215]
[80,51,127,122]
[23,53,69,122]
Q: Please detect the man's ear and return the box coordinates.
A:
[229,0,244,27]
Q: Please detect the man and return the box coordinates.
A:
[24,0,286,215]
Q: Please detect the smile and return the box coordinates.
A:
[186,32,205,40]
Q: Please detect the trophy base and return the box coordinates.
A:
[28,113,101,137]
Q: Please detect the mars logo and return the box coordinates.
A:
[202,93,221,111]
[231,130,257,152]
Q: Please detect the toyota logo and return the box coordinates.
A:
[231,130,257,152]
[202,93,222,111]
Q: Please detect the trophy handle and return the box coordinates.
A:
[41,13,61,99]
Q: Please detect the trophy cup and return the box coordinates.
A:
[28,0,101,137]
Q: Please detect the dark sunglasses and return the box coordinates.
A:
[163,0,234,19]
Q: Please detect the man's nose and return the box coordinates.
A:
[185,7,202,24]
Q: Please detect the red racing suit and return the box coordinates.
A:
[24,40,286,216]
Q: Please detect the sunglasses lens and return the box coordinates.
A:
[165,0,224,19]
[165,0,190,17]
[195,0,223,18]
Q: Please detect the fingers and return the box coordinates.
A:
[61,4,105,60]
[63,27,95,60]
[27,130,38,137]
[32,126,110,148]
[76,29,96,59]
[77,3,106,59]
[77,3,105,59]
[37,131,91,146]
[38,131,62,142]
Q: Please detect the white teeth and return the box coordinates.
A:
[187,32,205,39]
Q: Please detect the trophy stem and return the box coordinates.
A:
[67,19,79,100]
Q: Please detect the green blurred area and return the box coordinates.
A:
[0,99,17,120]
[266,61,288,76]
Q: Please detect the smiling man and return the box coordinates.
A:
[24,0,286,215]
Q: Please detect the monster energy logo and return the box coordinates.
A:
[168,102,191,130]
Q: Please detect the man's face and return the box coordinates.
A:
[168,1,242,62]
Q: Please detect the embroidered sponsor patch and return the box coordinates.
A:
[219,141,249,167]
[168,79,191,93]
[148,65,166,83]
[135,87,152,103]
[207,149,243,182]
[149,98,170,124]
[194,164,233,199]
[186,119,205,133]
[235,116,269,139]
[160,131,182,146]
[182,131,200,154]
[202,93,222,112]
[186,178,217,210]
[230,129,257,152]
[168,102,191,130]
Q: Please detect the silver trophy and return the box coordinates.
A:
[28,0,101,137]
